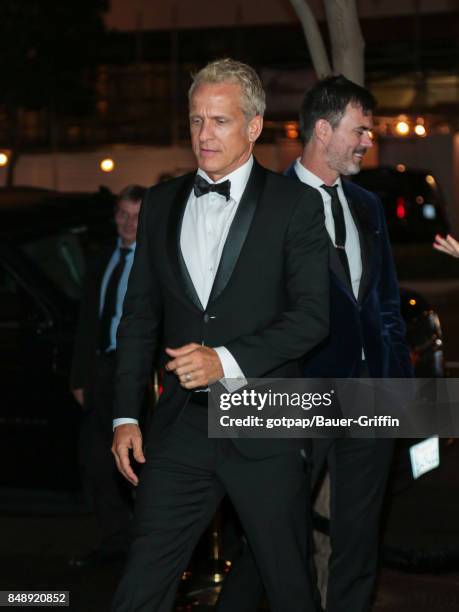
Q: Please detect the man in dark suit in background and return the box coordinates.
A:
[217,76,413,612]
[70,184,146,567]
[110,58,329,612]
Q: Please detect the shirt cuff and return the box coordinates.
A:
[214,346,247,392]
[113,418,139,430]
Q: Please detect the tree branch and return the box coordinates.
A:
[290,0,332,79]
[324,0,365,85]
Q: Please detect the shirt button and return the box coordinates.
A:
[209,265,213,271]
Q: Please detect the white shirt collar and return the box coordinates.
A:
[116,237,136,252]
[294,158,342,193]
[197,156,254,204]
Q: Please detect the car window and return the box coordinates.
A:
[1,189,116,302]
[20,231,87,300]
[0,262,47,324]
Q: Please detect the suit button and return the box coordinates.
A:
[203,313,210,323]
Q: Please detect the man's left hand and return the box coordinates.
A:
[165,343,224,389]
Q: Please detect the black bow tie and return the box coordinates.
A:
[193,175,231,201]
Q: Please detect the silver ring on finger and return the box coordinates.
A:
[185,372,192,382]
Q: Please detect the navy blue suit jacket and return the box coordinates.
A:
[285,162,412,379]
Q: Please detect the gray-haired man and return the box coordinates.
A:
[111,58,329,612]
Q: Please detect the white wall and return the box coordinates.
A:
[0,135,379,193]
[0,146,196,193]
[0,142,305,193]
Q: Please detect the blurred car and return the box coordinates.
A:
[313,288,450,569]
[399,287,444,378]
[352,166,449,242]
[0,187,115,494]
[391,287,445,491]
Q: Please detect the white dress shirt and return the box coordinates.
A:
[113,157,252,428]
[294,160,362,300]
[180,156,253,384]
[294,160,365,360]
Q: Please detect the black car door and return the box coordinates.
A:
[0,253,81,490]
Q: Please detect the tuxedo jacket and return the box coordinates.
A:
[284,163,412,379]
[114,160,329,456]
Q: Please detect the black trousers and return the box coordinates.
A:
[314,436,394,612]
[79,353,133,552]
[111,403,319,612]
[216,363,395,612]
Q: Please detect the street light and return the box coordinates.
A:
[284,122,299,140]
[0,152,8,167]
[414,124,427,137]
[100,158,115,172]
[395,121,410,136]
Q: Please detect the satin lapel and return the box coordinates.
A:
[343,182,377,303]
[166,173,204,312]
[208,161,265,304]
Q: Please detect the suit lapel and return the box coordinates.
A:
[328,236,352,292]
[95,241,118,309]
[287,164,354,295]
[342,181,377,303]
[166,173,205,312]
[208,160,264,304]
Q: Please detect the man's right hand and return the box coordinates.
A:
[111,424,146,486]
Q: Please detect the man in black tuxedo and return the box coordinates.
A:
[70,184,146,567]
[110,58,329,612]
[217,76,413,612]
